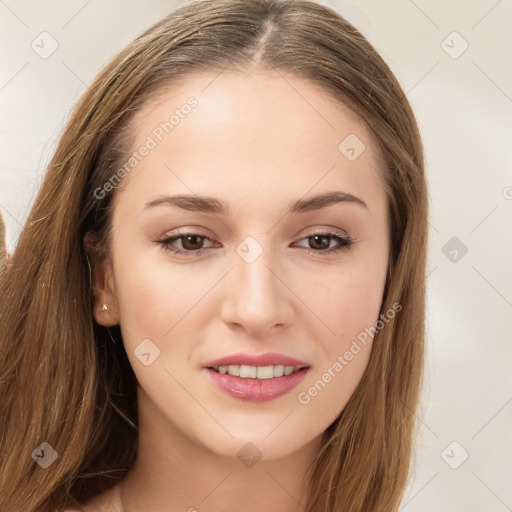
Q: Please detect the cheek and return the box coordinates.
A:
[296,346,372,435]
[296,258,386,345]
[112,241,205,343]
[292,257,386,418]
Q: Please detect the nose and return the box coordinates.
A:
[220,246,295,337]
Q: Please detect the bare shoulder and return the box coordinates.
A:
[58,484,122,512]
[54,506,82,512]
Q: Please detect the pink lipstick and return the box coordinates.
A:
[203,352,310,402]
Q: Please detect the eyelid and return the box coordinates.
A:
[291,229,354,253]
[158,230,217,252]
[157,226,354,258]
[160,226,349,241]
[296,225,350,239]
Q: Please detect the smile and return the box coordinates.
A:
[211,364,300,379]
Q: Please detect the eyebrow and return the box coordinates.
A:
[143,191,368,215]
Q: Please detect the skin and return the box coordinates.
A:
[86,68,389,512]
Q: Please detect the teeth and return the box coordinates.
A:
[227,364,240,376]
[213,364,301,379]
[256,365,273,379]
[240,365,257,378]
[273,364,284,377]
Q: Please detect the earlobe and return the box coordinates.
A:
[93,281,118,328]
[84,232,120,327]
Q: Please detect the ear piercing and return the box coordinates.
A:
[101,303,108,311]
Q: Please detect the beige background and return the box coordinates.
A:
[1,1,511,510]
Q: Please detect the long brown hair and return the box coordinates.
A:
[0,212,7,279]
[0,1,428,510]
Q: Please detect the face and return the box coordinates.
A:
[91,69,389,462]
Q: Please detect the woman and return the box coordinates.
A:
[0,0,428,511]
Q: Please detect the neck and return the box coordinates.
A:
[119,386,321,512]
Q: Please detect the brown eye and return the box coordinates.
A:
[158,232,215,258]
[180,234,206,251]
[159,230,353,259]
[293,231,354,254]
[307,234,332,250]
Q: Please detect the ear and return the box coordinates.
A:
[84,232,120,327]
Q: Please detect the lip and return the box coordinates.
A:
[204,367,309,402]
[203,351,310,402]
[204,351,309,369]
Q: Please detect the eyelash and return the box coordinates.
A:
[157,229,354,258]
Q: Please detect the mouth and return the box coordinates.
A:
[203,352,310,402]
[209,364,306,379]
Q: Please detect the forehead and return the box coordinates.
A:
[114,69,387,220]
